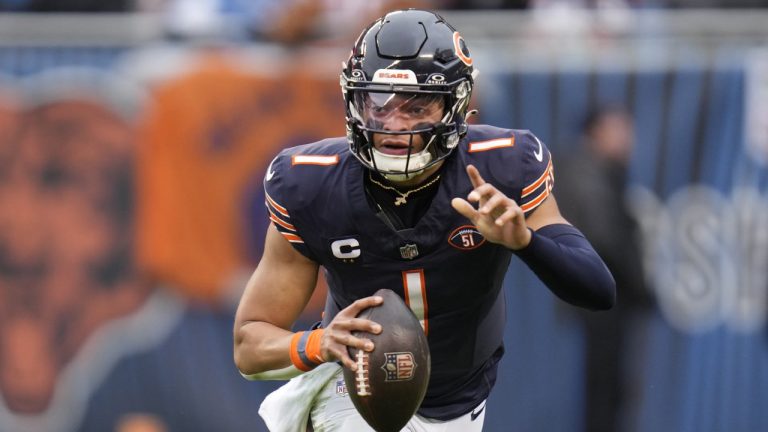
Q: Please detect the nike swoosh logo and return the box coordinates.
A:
[265,157,277,181]
[470,401,486,421]
[533,136,544,162]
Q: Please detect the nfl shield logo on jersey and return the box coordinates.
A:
[399,243,419,260]
[381,352,417,381]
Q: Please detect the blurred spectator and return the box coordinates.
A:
[0,0,31,11]
[665,0,768,7]
[530,0,631,8]
[158,0,437,44]
[161,0,277,41]
[23,0,132,12]
[555,105,654,432]
[441,0,529,9]
[252,0,439,45]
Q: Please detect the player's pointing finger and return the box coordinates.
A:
[466,164,486,189]
[451,197,478,222]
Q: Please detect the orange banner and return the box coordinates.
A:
[135,52,344,304]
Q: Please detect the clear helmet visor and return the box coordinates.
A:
[350,92,448,180]
[355,92,445,126]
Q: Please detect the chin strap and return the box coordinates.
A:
[462,110,478,133]
[371,147,433,181]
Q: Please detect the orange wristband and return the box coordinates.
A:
[289,329,325,372]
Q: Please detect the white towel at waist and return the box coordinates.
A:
[259,362,342,432]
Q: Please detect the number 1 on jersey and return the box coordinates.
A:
[402,269,428,335]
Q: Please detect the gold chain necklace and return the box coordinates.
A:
[368,173,441,206]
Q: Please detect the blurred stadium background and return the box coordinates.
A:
[0,1,766,431]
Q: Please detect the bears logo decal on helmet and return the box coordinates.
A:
[453,32,472,66]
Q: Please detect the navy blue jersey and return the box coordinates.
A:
[264,124,554,420]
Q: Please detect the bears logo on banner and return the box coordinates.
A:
[0,70,163,431]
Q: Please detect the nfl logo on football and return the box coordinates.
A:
[382,352,416,381]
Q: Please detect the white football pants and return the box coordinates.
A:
[310,368,486,432]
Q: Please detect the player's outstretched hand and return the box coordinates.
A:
[321,296,383,371]
[451,164,532,250]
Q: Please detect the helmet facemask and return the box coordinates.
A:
[344,81,471,182]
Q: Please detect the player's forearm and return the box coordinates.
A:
[515,223,616,310]
[233,320,294,376]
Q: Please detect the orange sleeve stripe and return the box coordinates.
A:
[280,232,304,243]
[468,136,515,153]
[522,159,552,197]
[269,212,296,231]
[521,188,550,212]
[265,193,289,217]
[291,155,339,165]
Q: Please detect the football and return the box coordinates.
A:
[342,288,431,432]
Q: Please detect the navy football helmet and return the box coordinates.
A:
[340,9,475,181]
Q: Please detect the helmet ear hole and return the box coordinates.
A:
[434,49,455,65]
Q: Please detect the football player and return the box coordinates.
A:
[234,9,615,431]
